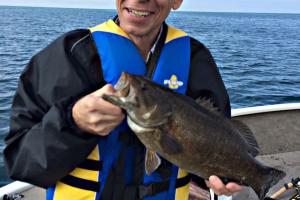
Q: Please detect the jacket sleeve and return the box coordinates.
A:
[4,29,104,188]
[187,37,231,118]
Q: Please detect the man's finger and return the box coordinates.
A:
[93,97,123,115]
[87,112,124,124]
[92,84,116,97]
[208,176,232,196]
[209,175,225,190]
[225,182,243,193]
[93,121,124,135]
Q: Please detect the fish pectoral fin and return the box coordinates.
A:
[231,119,260,157]
[145,149,161,175]
[159,132,183,155]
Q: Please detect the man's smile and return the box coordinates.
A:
[126,8,154,17]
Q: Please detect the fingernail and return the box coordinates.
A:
[210,175,217,181]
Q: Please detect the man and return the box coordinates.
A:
[4,0,242,199]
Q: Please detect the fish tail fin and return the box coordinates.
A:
[253,167,286,200]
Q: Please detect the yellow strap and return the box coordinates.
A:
[89,19,130,39]
[53,146,100,199]
[69,168,99,182]
[175,169,190,200]
[165,26,188,44]
[87,145,100,160]
[53,181,96,200]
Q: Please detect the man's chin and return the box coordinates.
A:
[122,26,151,38]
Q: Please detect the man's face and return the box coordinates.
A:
[116,0,182,38]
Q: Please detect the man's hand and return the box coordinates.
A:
[205,175,243,196]
[72,84,125,136]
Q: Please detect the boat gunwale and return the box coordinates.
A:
[0,181,33,198]
[231,103,300,117]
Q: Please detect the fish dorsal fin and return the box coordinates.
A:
[231,119,260,157]
[145,149,161,175]
[195,97,220,115]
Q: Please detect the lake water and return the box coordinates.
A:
[0,6,299,186]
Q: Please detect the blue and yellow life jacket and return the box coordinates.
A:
[47,19,193,200]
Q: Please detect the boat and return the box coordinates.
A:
[0,103,299,200]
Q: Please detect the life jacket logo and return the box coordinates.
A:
[164,75,183,89]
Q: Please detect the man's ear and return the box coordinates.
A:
[172,0,183,10]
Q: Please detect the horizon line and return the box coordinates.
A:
[1,4,300,15]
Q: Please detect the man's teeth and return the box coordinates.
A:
[129,9,151,17]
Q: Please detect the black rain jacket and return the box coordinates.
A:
[4,28,231,188]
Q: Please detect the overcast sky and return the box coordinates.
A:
[1,0,300,13]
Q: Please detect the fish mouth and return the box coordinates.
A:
[103,72,170,128]
[102,72,134,109]
[114,72,131,97]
